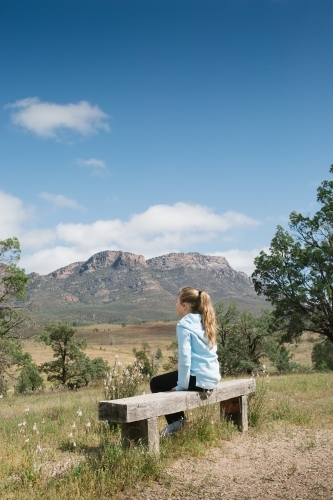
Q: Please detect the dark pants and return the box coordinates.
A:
[150,371,203,424]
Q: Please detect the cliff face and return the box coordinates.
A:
[26,250,263,324]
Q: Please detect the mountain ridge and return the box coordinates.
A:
[26,250,265,325]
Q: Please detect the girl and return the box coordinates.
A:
[150,286,220,436]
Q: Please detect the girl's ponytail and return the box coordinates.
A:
[178,287,217,345]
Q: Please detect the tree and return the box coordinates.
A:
[14,361,44,394]
[252,165,333,344]
[0,237,30,394]
[216,302,296,375]
[38,323,109,388]
[311,340,333,371]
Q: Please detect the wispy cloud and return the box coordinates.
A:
[76,158,106,169]
[75,158,108,175]
[39,192,85,211]
[5,97,109,138]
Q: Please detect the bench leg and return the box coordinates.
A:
[220,395,248,431]
[121,417,159,453]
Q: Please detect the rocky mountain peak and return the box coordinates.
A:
[46,262,83,279]
[79,250,147,274]
[147,252,232,271]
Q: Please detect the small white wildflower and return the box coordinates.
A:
[18,422,23,428]
[73,442,76,447]
[25,438,30,443]
[77,409,83,417]
[68,432,73,438]
[86,421,91,428]
[22,420,26,426]
[33,423,38,432]
[0,394,3,399]
[72,422,76,429]
[24,407,30,414]
[36,443,42,454]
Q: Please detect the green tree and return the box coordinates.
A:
[311,339,333,371]
[14,361,44,394]
[252,166,333,344]
[216,302,295,375]
[38,323,109,388]
[0,237,30,394]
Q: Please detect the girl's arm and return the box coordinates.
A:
[175,325,191,391]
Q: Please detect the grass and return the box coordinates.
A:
[2,327,333,499]
[22,321,176,371]
[1,372,333,499]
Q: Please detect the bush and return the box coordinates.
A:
[312,339,333,371]
[14,362,44,394]
[133,342,159,379]
[268,344,299,373]
[103,357,146,400]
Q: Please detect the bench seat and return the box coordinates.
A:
[99,378,256,453]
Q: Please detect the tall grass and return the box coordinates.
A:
[1,372,333,499]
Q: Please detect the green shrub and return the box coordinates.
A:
[312,339,333,371]
[14,362,44,394]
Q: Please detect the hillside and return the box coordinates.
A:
[26,250,266,324]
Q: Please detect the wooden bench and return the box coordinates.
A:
[99,378,256,453]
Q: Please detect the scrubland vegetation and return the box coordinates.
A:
[1,370,332,500]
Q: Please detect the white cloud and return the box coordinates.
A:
[0,193,261,274]
[76,158,106,170]
[0,191,33,238]
[22,203,260,274]
[211,247,269,276]
[39,192,85,211]
[6,97,109,138]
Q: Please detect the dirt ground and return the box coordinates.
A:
[125,427,333,500]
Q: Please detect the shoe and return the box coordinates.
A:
[160,419,185,437]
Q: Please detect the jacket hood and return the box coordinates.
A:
[177,313,208,343]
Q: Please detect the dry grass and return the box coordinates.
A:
[23,321,176,367]
[2,325,332,499]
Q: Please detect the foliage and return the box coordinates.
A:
[14,361,44,394]
[103,356,146,400]
[268,344,299,373]
[162,338,179,371]
[0,237,29,335]
[38,323,109,388]
[252,165,333,344]
[0,238,31,393]
[311,339,333,371]
[216,302,295,375]
[133,342,159,379]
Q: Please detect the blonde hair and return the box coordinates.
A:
[178,286,217,345]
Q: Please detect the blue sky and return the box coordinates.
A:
[1,0,333,275]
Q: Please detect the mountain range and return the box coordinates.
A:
[26,250,267,325]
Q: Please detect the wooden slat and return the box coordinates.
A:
[99,378,255,423]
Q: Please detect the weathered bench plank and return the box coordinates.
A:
[99,378,255,422]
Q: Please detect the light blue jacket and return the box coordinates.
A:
[175,313,221,391]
